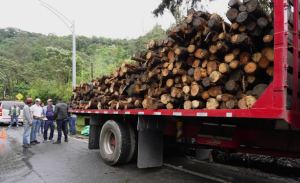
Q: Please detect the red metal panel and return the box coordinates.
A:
[292,0,299,111]
[273,0,288,104]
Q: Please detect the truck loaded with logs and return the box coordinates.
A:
[69,0,300,168]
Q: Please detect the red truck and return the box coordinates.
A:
[69,0,300,168]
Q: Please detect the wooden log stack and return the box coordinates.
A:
[70,0,275,110]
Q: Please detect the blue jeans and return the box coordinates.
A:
[70,117,76,133]
[56,119,68,142]
[23,123,31,145]
[30,119,42,142]
[10,115,19,126]
[38,120,45,134]
[66,117,72,133]
[44,120,55,140]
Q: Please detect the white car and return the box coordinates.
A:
[0,101,25,125]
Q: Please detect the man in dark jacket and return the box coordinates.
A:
[53,97,68,144]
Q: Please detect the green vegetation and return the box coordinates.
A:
[0,24,166,103]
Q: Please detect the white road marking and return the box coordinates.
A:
[163,163,230,183]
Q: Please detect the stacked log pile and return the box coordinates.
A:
[70,0,275,110]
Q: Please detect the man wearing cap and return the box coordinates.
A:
[30,98,43,145]
[43,99,55,142]
[53,97,68,144]
[23,98,33,148]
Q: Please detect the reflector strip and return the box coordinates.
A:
[138,112,144,115]
[154,112,161,115]
[125,111,130,114]
[104,111,108,114]
[173,112,182,116]
[197,113,208,117]
[226,113,232,117]
[113,111,118,114]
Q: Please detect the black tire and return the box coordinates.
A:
[99,120,131,165]
[124,123,137,163]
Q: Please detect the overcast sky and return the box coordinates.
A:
[0,0,229,39]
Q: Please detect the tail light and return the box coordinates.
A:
[0,108,2,116]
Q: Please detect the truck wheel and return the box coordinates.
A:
[124,123,137,163]
[99,120,131,165]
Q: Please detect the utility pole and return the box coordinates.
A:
[40,1,76,86]
[91,63,93,79]
[0,72,7,100]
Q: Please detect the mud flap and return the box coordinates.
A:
[137,116,164,168]
[89,114,104,149]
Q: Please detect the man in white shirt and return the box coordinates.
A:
[30,98,43,145]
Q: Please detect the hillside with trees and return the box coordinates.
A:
[0,24,166,103]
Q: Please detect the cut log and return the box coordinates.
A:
[236,11,250,24]
[219,63,231,74]
[194,67,208,81]
[184,100,192,109]
[206,98,219,109]
[257,17,269,28]
[208,86,223,97]
[191,82,204,97]
[209,71,224,83]
[161,94,171,104]
[191,100,205,109]
[252,83,268,97]
[247,75,261,85]
[226,100,238,109]
[240,52,250,65]
[201,91,210,100]
[226,8,239,23]
[188,68,195,76]
[188,45,198,53]
[244,62,258,74]
[183,85,191,94]
[225,80,240,93]
[228,0,242,9]
[192,59,201,68]
[171,87,182,98]
[230,69,244,82]
[252,52,262,63]
[173,68,187,75]
[202,77,211,87]
[245,96,257,108]
[258,57,270,69]
[229,60,241,69]
[263,48,274,61]
[266,66,274,76]
[194,49,210,59]
[224,53,236,63]
[182,75,193,84]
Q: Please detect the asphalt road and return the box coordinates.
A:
[0,125,298,183]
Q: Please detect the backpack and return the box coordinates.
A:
[46,105,54,120]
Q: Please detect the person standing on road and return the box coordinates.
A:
[23,98,33,148]
[38,102,45,135]
[43,99,55,143]
[66,102,76,135]
[53,97,68,144]
[30,98,43,145]
[8,104,20,127]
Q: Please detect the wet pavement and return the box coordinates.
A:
[0,125,298,183]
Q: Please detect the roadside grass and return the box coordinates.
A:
[75,116,87,134]
[120,178,130,183]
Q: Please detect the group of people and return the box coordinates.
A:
[21,97,76,148]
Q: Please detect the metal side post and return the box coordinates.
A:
[137,115,164,168]
[88,114,103,149]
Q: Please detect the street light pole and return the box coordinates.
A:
[40,1,76,86]
[0,72,7,100]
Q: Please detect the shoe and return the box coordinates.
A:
[23,144,31,148]
[8,125,11,127]
[53,141,61,144]
[71,132,76,135]
[30,141,36,145]
[64,139,68,142]
[16,125,19,127]
[43,140,47,143]
[34,140,40,144]
[37,133,40,136]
